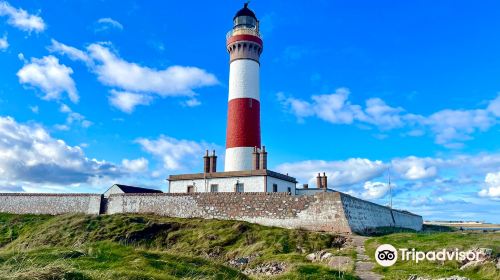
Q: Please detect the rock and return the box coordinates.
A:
[437,276,470,280]
[243,262,286,276]
[460,260,484,270]
[228,257,249,267]
[408,275,470,280]
[327,256,353,272]
[496,258,500,269]
[321,252,333,260]
[306,253,316,261]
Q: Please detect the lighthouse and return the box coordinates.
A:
[168,4,297,194]
[224,3,263,171]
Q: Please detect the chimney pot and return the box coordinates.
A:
[252,147,260,170]
[203,150,211,173]
[259,145,267,169]
[209,151,217,173]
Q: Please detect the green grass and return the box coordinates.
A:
[0,213,356,279]
[365,231,500,280]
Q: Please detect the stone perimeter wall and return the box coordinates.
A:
[0,192,422,233]
[0,193,101,215]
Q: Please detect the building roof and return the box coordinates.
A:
[168,169,297,183]
[112,184,163,194]
[234,3,257,20]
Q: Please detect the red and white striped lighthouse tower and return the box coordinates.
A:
[225,3,263,171]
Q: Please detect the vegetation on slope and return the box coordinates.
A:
[0,213,357,280]
[365,231,500,280]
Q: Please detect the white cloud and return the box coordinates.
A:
[0,34,8,50]
[17,55,79,103]
[361,181,391,199]
[425,109,495,148]
[108,90,152,113]
[361,98,405,129]
[136,135,216,171]
[479,172,500,199]
[276,158,387,187]
[48,39,92,65]
[87,43,218,96]
[96,17,123,32]
[487,94,500,117]
[391,156,438,180]
[50,41,218,112]
[56,104,92,129]
[280,88,500,148]
[122,157,148,173]
[0,1,45,32]
[0,116,121,185]
[29,105,39,114]
[183,98,201,107]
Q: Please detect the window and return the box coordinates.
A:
[272,184,278,192]
[210,184,218,193]
[235,183,244,193]
[187,185,194,193]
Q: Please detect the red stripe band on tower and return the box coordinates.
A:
[226,34,263,47]
[226,98,261,148]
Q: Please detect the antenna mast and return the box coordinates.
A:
[388,166,393,209]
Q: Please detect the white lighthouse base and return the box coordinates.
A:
[225,147,254,171]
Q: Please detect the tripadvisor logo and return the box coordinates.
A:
[375,244,398,266]
[374,244,482,267]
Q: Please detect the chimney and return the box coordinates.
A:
[252,147,260,170]
[259,145,267,169]
[303,184,309,189]
[316,173,322,188]
[203,150,210,173]
[322,172,328,191]
[209,150,217,173]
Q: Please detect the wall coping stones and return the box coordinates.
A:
[0,193,100,197]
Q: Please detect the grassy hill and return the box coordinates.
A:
[0,213,357,280]
[366,230,500,280]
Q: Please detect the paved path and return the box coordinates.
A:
[351,235,383,280]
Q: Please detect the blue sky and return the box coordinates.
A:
[0,0,499,222]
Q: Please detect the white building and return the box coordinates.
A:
[169,169,296,194]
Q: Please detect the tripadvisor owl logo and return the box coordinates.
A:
[375,244,398,266]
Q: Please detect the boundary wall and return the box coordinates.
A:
[0,192,422,233]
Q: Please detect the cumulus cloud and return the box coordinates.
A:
[425,109,495,148]
[49,41,219,112]
[17,55,79,103]
[276,158,387,188]
[56,104,92,129]
[279,88,500,147]
[0,34,8,50]
[87,43,218,96]
[0,1,45,32]
[108,90,152,113]
[48,39,92,65]
[0,116,122,186]
[487,94,500,117]
[122,157,148,173]
[95,17,123,32]
[391,156,438,180]
[479,172,500,199]
[183,98,201,107]
[361,181,391,199]
[136,135,217,171]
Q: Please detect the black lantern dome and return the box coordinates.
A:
[233,3,258,29]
